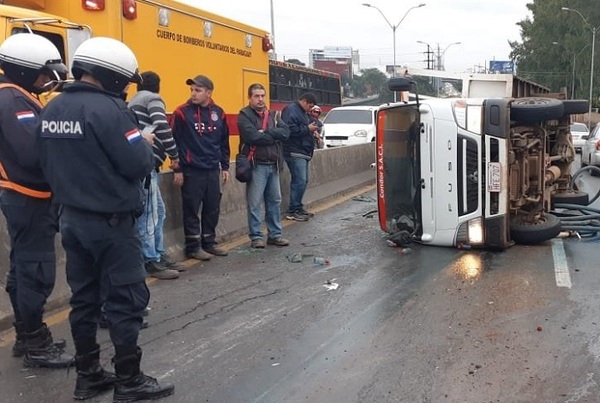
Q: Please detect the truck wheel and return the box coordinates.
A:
[510,98,564,123]
[551,191,589,207]
[510,213,561,244]
[562,99,589,116]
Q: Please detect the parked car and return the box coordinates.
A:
[581,124,600,172]
[570,122,589,152]
[323,106,378,147]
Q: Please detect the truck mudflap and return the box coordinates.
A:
[484,214,511,250]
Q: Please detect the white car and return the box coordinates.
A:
[323,106,378,147]
[581,124,600,172]
[570,122,589,152]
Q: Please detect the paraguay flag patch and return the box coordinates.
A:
[124,128,142,144]
[16,110,36,123]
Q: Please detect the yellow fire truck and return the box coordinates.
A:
[1,0,274,152]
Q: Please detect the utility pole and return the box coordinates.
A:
[425,45,434,69]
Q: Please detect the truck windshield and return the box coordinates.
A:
[378,106,421,235]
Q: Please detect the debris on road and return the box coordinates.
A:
[313,257,330,266]
[352,195,375,202]
[324,279,339,291]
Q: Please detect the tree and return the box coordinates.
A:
[285,58,305,66]
[509,0,600,102]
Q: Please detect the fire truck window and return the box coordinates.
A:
[10,28,66,63]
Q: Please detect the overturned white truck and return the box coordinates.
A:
[376,75,589,249]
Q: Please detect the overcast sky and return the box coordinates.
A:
[179,0,531,73]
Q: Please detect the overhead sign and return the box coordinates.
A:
[489,60,514,74]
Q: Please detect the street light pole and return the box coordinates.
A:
[439,41,461,71]
[363,3,426,101]
[562,7,598,129]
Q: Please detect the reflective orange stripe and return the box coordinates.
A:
[0,180,51,199]
[0,84,50,198]
[0,83,43,107]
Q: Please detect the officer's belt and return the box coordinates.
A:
[62,205,135,225]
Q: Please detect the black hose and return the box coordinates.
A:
[551,165,600,240]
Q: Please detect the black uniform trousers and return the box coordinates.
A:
[60,206,149,355]
[1,189,57,332]
[181,168,221,254]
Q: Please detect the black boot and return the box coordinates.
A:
[23,323,74,368]
[13,322,66,357]
[74,346,117,400]
[113,347,174,402]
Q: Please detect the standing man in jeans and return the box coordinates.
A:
[238,83,290,248]
[129,71,183,280]
[171,75,230,259]
[281,92,319,221]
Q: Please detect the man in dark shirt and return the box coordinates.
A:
[281,92,319,221]
[171,75,230,259]
[0,33,72,368]
[39,36,174,402]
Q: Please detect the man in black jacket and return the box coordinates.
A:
[39,37,174,402]
[0,33,72,368]
[281,92,319,221]
[238,83,290,248]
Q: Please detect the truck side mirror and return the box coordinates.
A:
[388,77,413,92]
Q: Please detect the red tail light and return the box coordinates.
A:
[595,140,600,151]
[123,0,137,20]
[82,0,105,10]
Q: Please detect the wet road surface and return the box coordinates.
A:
[1,175,600,403]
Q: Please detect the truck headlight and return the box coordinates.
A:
[467,218,484,245]
[354,129,367,137]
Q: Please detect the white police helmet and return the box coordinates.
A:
[0,33,67,93]
[71,37,142,94]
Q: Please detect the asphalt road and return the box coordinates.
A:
[1,169,600,403]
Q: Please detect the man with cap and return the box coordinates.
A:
[170,75,230,259]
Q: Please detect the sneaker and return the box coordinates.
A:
[204,245,228,256]
[186,249,212,261]
[267,237,290,247]
[297,209,315,218]
[285,211,309,222]
[250,239,266,249]
[160,254,187,272]
[145,261,179,280]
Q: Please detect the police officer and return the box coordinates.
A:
[0,33,72,368]
[39,37,174,401]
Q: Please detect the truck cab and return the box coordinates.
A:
[376,77,588,249]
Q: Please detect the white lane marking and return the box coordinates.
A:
[552,238,572,288]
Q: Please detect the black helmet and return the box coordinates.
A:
[0,33,67,94]
[71,37,142,94]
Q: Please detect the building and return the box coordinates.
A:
[308,46,359,81]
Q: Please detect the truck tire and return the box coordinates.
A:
[551,190,589,208]
[562,99,589,116]
[509,213,561,244]
[510,98,564,123]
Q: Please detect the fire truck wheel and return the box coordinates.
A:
[510,98,564,123]
[509,213,561,245]
[562,99,589,116]
[551,191,589,208]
